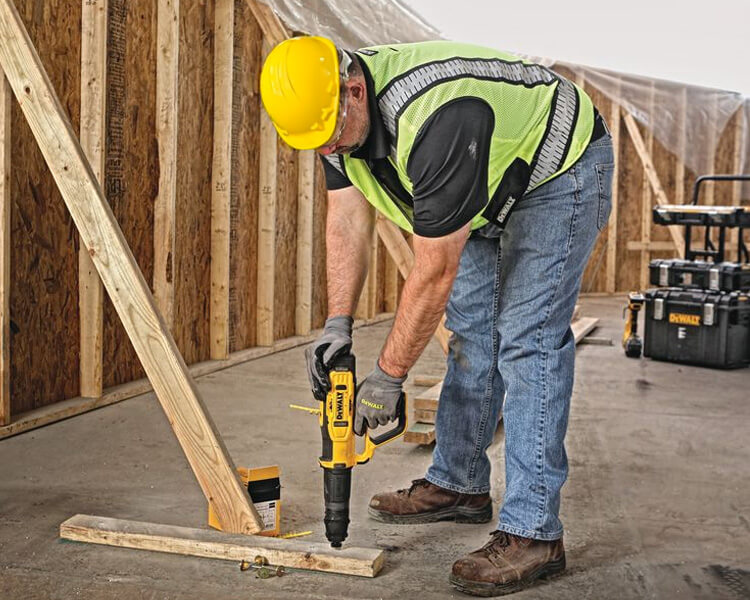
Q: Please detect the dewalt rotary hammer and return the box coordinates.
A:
[293,353,407,547]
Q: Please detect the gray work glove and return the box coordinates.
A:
[305,316,353,400]
[354,362,407,436]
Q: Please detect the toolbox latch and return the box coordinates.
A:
[709,267,719,291]
[654,298,665,320]
[703,302,715,326]
[659,264,669,287]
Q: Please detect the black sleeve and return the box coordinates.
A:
[319,153,353,190]
[407,98,494,237]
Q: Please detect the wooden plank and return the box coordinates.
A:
[606,94,621,293]
[413,381,442,411]
[60,514,384,578]
[403,422,435,445]
[153,0,179,330]
[413,408,436,424]
[572,317,599,344]
[0,312,394,440]
[79,0,107,398]
[0,0,261,534]
[0,75,8,426]
[640,83,655,289]
[622,112,685,253]
[246,0,288,45]
[383,251,400,313]
[413,375,443,387]
[256,40,276,346]
[210,0,234,360]
[367,224,379,318]
[295,150,315,335]
[375,216,451,354]
[626,241,676,252]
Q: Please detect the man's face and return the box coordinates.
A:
[317,80,370,156]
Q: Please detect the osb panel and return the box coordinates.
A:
[10,1,82,413]
[228,0,261,352]
[580,78,612,293]
[273,141,298,340]
[715,109,741,205]
[311,159,328,330]
[616,117,644,292]
[102,0,157,388]
[173,2,214,365]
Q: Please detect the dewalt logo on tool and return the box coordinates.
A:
[669,312,701,326]
[335,391,345,420]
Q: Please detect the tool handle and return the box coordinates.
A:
[356,392,408,464]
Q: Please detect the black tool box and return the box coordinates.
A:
[649,259,750,292]
[643,288,750,369]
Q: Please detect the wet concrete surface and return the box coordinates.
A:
[1,296,749,599]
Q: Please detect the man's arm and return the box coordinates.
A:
[378,222,471,377]
[326,185,375,317]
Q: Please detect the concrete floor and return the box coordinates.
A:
[1,296,749,599]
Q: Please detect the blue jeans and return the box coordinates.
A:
[425,135,614,540]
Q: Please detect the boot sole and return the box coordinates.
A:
[449,555,566,597]
[367,503,492,524]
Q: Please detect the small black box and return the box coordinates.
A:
[649,259,750,292]
[643,288,750,369]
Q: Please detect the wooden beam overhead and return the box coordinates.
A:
[61,514,385,577]
[210,0,234,360]
[0,0,262,534]
[0,75,9,426]
[154,0,179,330]
[79,0,107,398]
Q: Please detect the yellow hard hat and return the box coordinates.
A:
[260,36,341,150]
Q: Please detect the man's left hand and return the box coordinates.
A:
[353,362,406,436]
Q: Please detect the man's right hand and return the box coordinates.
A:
[305,315,353,400]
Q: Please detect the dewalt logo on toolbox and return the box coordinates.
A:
[668,312,701,326]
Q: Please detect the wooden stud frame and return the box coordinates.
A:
[154,0,179,330]
[210,0,234,360]
[0,0,262,534]
[79,0,107,398]
[0,75,9,426]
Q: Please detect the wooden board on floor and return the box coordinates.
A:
[60,514,385,578]
[572,317,599,343]
[413,381,442,412]
[403,422,436,445]
[413,409,437,424]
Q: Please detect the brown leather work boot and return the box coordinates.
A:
[450,531,565,596]
[368,479,492,524]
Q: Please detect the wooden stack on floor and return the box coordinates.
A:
[404,306,599,445]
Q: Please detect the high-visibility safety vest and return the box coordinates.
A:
[334,41,594,233]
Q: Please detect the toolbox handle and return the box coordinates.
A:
[691,175,750,205]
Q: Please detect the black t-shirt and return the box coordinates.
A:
[321,61,493,238]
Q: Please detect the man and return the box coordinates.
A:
[260,36,613,596]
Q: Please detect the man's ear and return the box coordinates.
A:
[349,79,367,103]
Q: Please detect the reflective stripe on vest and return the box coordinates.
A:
[527,79,579,191]
[377,57,558,146]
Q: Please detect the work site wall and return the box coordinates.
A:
[0,0,747,435]
[554,65,749,295]
[0,0,404,433]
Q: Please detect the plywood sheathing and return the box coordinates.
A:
[228,0,261,352]
[10,1,82,413]
[103,0,157,388]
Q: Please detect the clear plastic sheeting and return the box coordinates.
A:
[260,0,748,200]
[544,59,748,189]
[258,0,440,49]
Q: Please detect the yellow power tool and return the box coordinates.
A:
[294,353,407,547]
[622,291,645,358]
